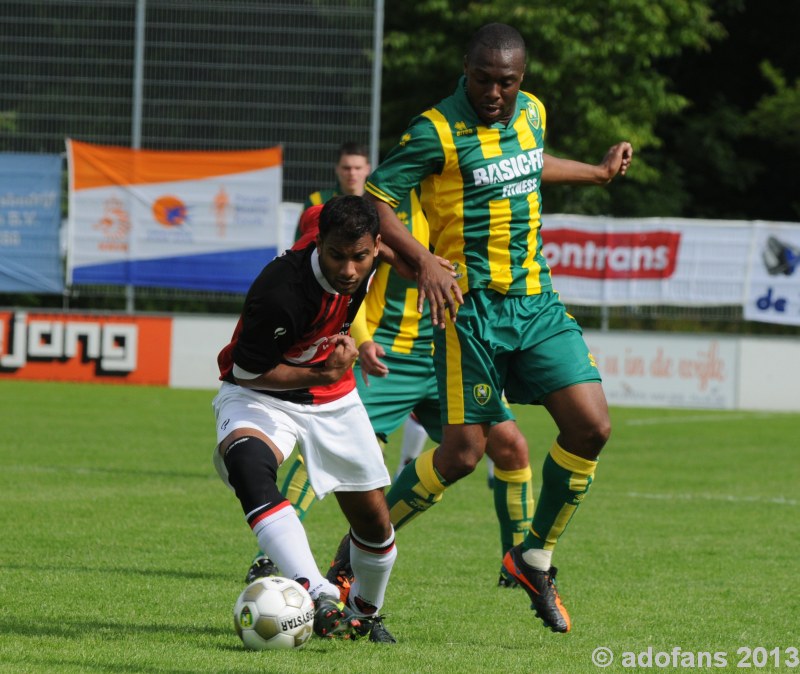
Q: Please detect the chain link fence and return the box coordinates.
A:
[0,0,377,201]
[1,2,795,335]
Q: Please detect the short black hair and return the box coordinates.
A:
[318,195,379,243]
[465,23,526,63]
[337,141,369,160]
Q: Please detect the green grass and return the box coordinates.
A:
[1,381,798,673]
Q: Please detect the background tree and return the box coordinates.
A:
[380,0,800,221]
[381,0,725,215]
[653,0,800,220]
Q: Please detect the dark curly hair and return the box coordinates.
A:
[318,195,379,243]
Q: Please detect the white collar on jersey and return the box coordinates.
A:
[310,247,340,295]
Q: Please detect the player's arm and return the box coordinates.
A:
[368,195,462,327]
[542,142,633,185]
[350,303,389,384]
[234,334,358,390]
[366,119,463,326]
[231,283,358,389]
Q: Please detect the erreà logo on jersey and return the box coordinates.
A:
[454,121,474,136]
[541,229,681,279]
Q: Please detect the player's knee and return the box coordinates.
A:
[436,434,486,482]
[222,436,284,514]
[563,419,611,460]
[440,452,480,482]
[486,424,529,470]
[588,416,612,453]
[349,513,393,544]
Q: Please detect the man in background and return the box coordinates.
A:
[303,141,372,210]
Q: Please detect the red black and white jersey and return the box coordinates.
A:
[217,242,371,404]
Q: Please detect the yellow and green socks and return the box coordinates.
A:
[492,465,534,556]
[386,447,449,529]
[279,453,316,522]
[522,442,597,570]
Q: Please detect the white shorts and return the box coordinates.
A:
[211,382,390,499]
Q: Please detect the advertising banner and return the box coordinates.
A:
[743,221,800,326]
[66,140,282,293]
[585,331,738,409]
[0,311,172,385]
[0,153,63,293]
[542,215,753,306]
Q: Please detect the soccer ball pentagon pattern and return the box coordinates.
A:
[233,576,315,650]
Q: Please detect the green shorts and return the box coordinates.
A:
[354,349,443,444]
[432,290,601,425]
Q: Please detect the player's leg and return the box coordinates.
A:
[386,422,488,528]
[503,383,608,633]
[245,450,316,583]
[500,295,608,632]
[485,420,534,587]
[525,381,609,560]
[212,385,342,608]
[386,296,509,525]
[280,453,316,521]
[486,455,496,488]
[213,430,339,601]
[334,489,397,643]
[395,413,429,478]
[299,389,397,641]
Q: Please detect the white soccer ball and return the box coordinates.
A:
[233,576,315,650]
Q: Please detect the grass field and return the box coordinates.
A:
[1,380,798,674]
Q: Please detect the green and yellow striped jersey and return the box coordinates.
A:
[366,76,552,296]
[303,186,340,211]
[359,189,434,358]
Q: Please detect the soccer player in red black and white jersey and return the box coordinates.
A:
[212,195,396,643]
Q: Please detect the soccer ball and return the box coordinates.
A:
[233,576,315,650]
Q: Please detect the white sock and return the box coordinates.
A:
[521,547,553,571]
[395,415,428,478]
[486,456,495,480]
[347,528,397,616]
[251,503,339,600]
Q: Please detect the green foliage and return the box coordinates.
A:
[0,110,17,135]
[747,62,800,152]
[381,0,725,214]
[1,381,799,672]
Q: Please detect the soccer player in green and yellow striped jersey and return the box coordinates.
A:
[364,23,633,633]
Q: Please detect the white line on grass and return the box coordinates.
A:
[624,413,779,426]
[626,491,797,507]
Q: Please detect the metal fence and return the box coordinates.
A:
[0,2,796,335]
[0,0,379,201]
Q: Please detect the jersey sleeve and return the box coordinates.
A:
[349,303,371,347]
[232,283,299,376]
[365,116,444,208]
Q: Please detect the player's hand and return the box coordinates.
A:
[434,256,456,273]
[600,142,633,181]
[357,341,388,385]
[417,253,464,328]
[323,334,359,382]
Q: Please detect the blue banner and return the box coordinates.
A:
[0,153,64,293]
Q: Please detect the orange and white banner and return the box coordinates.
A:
[0,311,172,385]
[66,140,282,293]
